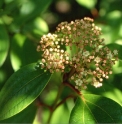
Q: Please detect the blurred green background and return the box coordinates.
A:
[0,0,122,123]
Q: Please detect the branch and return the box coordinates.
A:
[36,97,51,110]
[54,95,76,110]
[63,81,82,96]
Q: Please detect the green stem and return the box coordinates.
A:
[47,83,65,123]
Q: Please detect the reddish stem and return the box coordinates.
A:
[63,81,82,96]
[54,95,76,110]
[36,98,52,111]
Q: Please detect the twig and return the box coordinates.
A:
[36,97,51,110]
[54,95,76,110]
[63,81,82,96]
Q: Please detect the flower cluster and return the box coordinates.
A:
[37,17,118,90]
[37,33,70,73]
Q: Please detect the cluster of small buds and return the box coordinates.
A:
[37,17,118,90]
[37,33,70,73]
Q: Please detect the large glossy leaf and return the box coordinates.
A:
[0,63,51,120]
[83,83,122,106]
[0,102,36,123]
[0,21,9,67]
[69,94,122,123]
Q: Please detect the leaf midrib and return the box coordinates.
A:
[0,72,44,119]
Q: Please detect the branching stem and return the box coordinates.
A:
[37,68,82,123]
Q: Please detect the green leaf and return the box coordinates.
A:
[0,103,36,123]
[69,94,122,123]
[83,83,122,106]
[0,63,51,120]
[10,33,41,71]
[23,17,49,37]
[0,21,9,67]
[9,0,53,32]
[10,33,26,70]
[76,0,97,9]
[50,103,70,124]
[0,0,4,8]
[106,43,122,60]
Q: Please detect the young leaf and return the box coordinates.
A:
[0,21,9,67]
[69,94,122,123]
[0,63,51,120]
